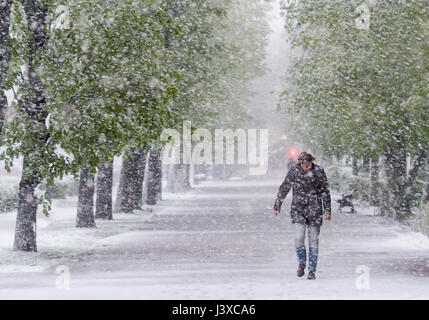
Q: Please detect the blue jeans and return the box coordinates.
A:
[294,223,320,272]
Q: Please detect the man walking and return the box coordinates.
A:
[273,152,331,280]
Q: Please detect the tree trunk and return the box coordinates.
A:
[117,152,132,213]
[156,153,162,201]
[21,1,49,122]
[13,157,39,252]
[113,160,124,213]
[352,158,359,176]
[166,143,179,193]
[76,165,96,228]
[403,149,428,209]
[115,148,146,213]
[362,155,371,203]
[385,140,410,220]
[424,179,429,204]
[117,148,140,212]
[147,149,162,205]
[370,156,380,206]
[0,0,13,142]
[13,1,49,251]
[95,157,113,220]
[362,156,370,175]
[134,148,147,208]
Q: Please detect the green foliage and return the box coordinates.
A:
[162,0,270,131]
[1,0,271,215]
[279,0,429,160]
[41,0,181,172]
[278,0,429,219]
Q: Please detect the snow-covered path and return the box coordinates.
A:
[0,170,428,299]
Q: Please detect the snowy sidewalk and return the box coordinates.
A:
[0,171,428,299]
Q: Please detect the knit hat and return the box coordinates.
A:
[298,152,315,163]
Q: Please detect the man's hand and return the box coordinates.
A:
[274,210,280,216]
[324,213,331,221]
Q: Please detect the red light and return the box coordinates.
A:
[288,148,298,159]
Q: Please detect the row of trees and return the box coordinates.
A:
[279,0,429,220]
[0,0,271,251]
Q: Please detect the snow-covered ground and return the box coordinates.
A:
[0,170,428,299]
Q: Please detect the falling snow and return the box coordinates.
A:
[0,0,428,300]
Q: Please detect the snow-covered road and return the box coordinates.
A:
[0,170,428,299]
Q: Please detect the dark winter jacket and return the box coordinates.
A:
[274,163,331,226]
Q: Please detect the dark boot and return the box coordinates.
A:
[297,264,306,277]
[307,270,316,280]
